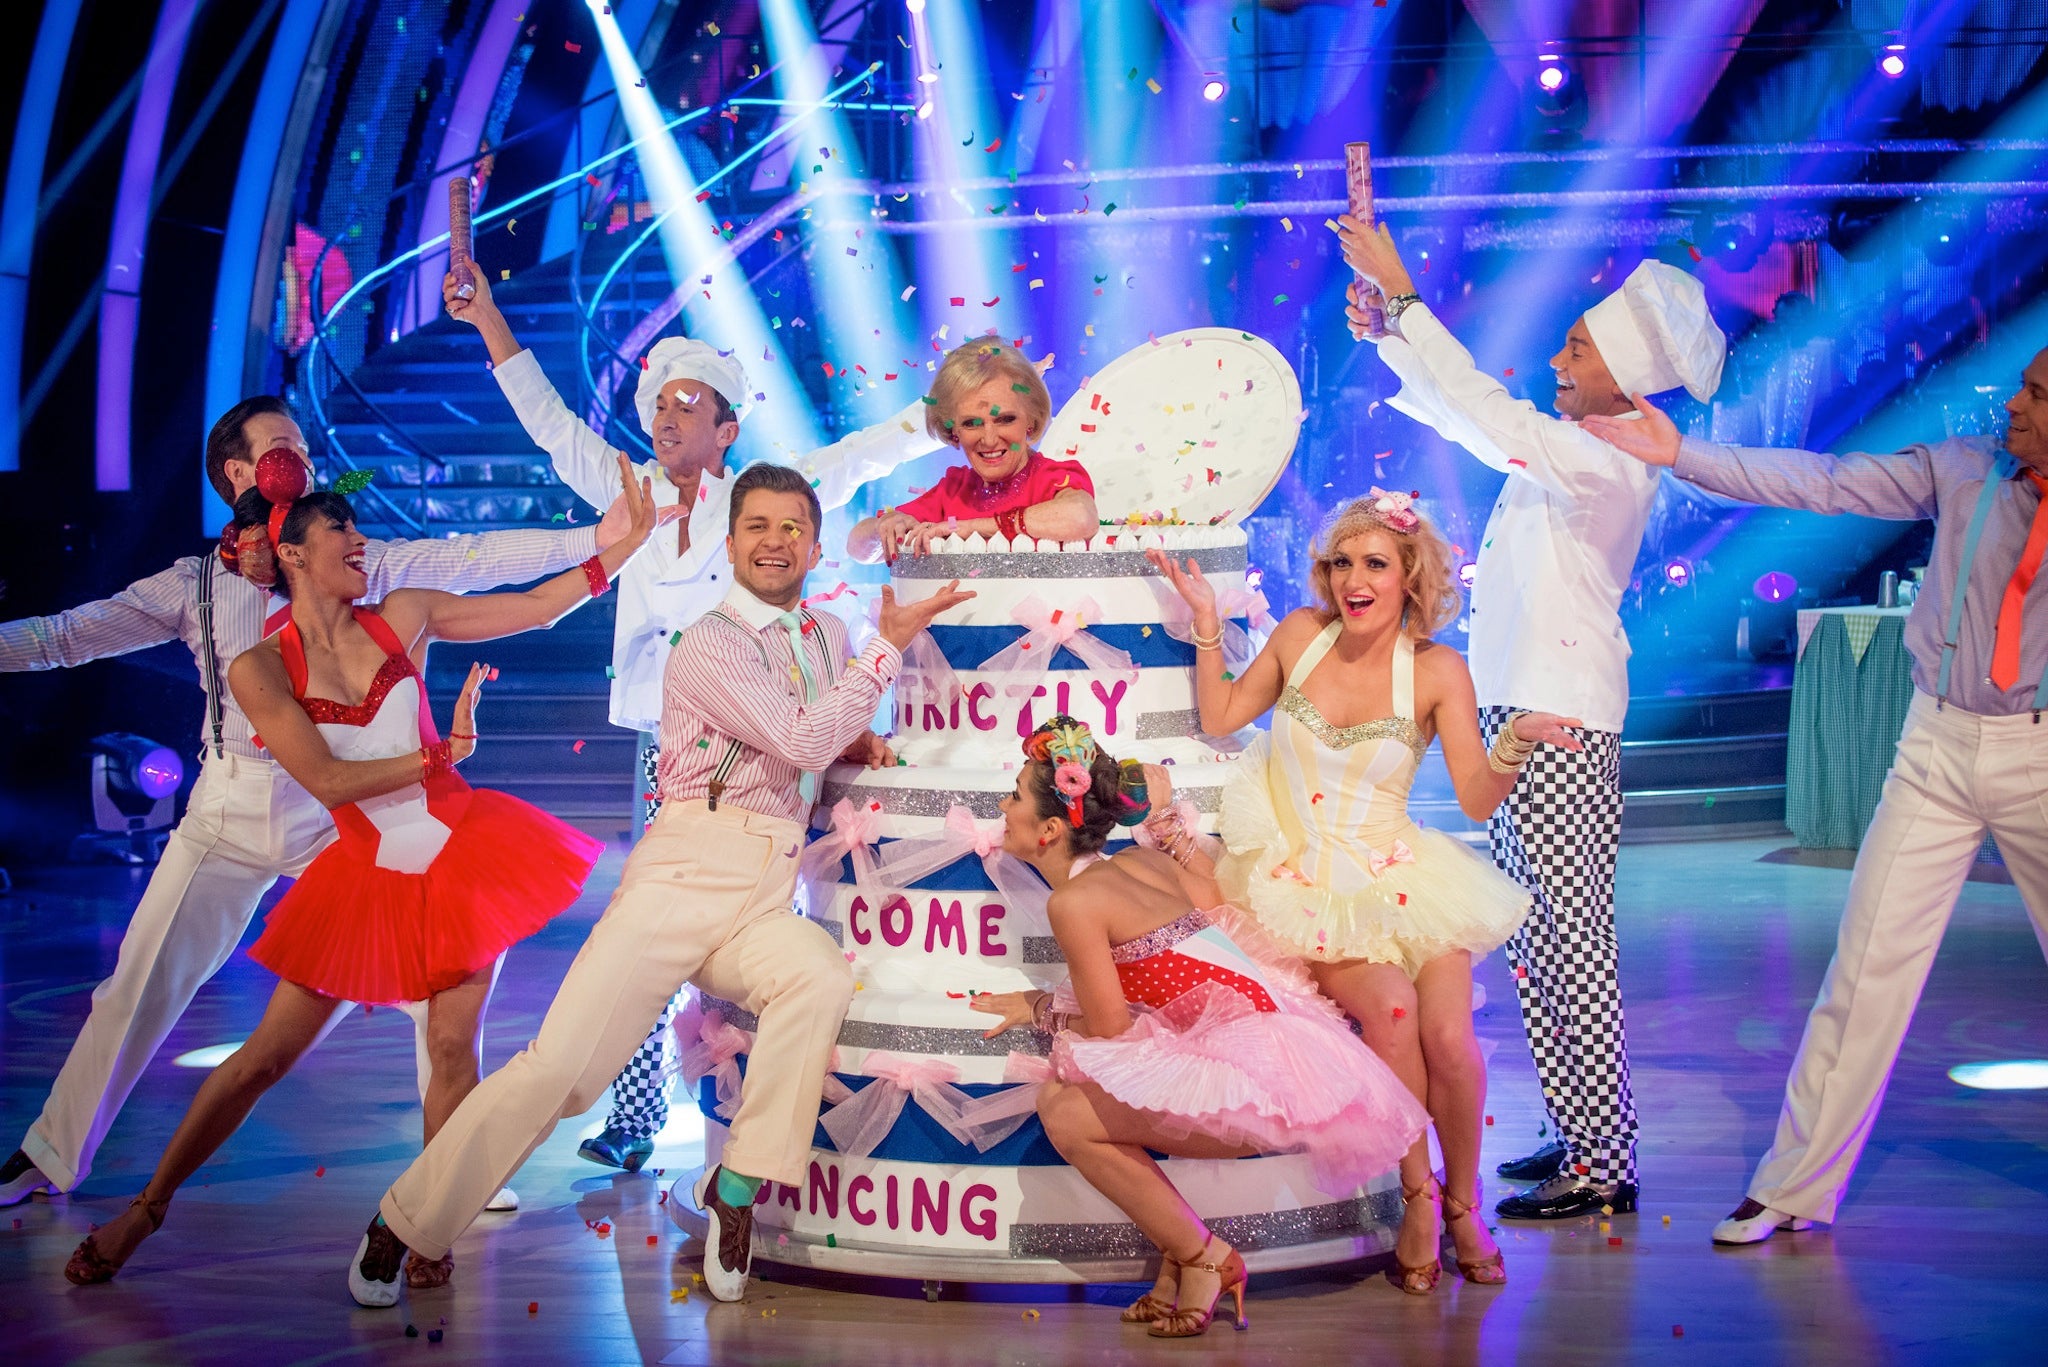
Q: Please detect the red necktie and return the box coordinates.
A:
[1989,470,2048,691]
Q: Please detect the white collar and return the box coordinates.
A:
[718,582,805,630]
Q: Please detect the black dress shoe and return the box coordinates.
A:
[1494,1140,1569,1182]
[1495,1174,1638,1221]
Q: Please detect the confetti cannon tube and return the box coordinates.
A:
[1345,141,1384,335]
[449,176,476,300]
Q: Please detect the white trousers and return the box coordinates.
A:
[21,753,439,1190]
[1750,693,2048,1222]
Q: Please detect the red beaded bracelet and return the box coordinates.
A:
[581,555,610,597]
[420,740,454,781]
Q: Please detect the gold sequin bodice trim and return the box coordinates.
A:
[1276,686,1428,760]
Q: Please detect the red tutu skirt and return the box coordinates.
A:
[250,788,603,1004]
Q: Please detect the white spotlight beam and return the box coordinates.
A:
[589,0,824,456]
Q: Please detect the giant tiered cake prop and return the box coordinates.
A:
[671,330,1403,1284]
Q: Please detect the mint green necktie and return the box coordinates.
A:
[777,611,821,802]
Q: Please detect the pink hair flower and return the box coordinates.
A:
[1368,486,1421,532]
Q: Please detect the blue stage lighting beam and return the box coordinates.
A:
[907,0,1009,350]
[586,0,823,457]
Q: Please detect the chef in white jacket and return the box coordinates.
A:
[444,268,939,1169]
[1338,223,1726,1222]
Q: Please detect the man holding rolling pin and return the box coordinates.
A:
[1334,145,1727,1220]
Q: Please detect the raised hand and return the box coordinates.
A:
[1580,395,1682,467]
[969,991,1038,1040]
[450,662,488,763]
[594,450,657,557]
[1511,711,1587,753]
[1145,548,1220,628]
[877,580,976,650]
[441,265,498,325]
[1345,280,1389,343]
[1336,215,1417,298]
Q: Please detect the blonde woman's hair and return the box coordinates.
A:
[924,337,1052,445]
[1308,493,1462,639]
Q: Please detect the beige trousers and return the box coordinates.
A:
[381,800,853,1258]
[1751,693,2048,1222]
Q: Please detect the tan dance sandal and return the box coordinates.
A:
[1386,1176,1444,1295]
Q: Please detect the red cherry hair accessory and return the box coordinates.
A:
[255,448,309,551]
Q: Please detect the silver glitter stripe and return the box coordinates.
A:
[1134,708,1200,740]
[818,778,1224,818]
[816,919,844,946]
[892,545,1244,580]
[1021,936,1065,964]
[1009,1191,1401,1259]
[706,997,1052,1059]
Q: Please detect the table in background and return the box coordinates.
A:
[1786,606,1913,849]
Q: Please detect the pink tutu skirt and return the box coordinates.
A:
[1052,906,1430,1194]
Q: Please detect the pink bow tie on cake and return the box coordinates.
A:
[1158,585,1275,667]
[978,595,1139,688]
[820,1051,982,1158]
[1367,840,1416,879]
[868,803,1049,918]
[798,797,885,915]
[677,1015,753,1120]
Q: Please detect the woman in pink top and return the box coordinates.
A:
[849,338,1098,561]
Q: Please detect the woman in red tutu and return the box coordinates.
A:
[64,453,653,1287]
[972,718,1430,1338]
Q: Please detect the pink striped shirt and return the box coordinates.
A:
[656,587,901,824]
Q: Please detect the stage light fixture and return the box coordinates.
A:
[1663,558,1694,588]
[906,0,926,12]
[75,733,183,863]
[1201,77,1227,102]
[1753,571,1798,603]
[1880,44,1907,78]
[1949,1060,2048,1091]
[1537,64,1567,93]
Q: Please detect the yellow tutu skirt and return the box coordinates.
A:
[1216,744,1533,977]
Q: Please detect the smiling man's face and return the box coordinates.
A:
[726,488,820,608]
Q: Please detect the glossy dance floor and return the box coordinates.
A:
[2,836,2044,1366]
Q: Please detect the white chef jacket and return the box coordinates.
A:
[1374,304,1657,734]
[493,348,938,732]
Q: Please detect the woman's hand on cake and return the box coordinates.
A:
[839,730,897,769]
[1511,711,1585,752]
[450,662,487,764]
[875,509,924,562]
[971,991,1038,1039]
[1145,549,1221,633]
[877,580,976,651]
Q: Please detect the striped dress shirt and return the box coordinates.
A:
[0,527,598,759]
[656,586,901,825]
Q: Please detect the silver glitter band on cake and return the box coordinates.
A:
[1009,1192,1401,1259]
[705,997,1054,1059]
[1021,935,1066,964]
[1134,708,1203,740]
[892,546,1245,580]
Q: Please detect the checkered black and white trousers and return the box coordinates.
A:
[1481,707,1638,1185]
[600,739,679,1141]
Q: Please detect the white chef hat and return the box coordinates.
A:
[1582,260,1727,403]
[634,337,752,435]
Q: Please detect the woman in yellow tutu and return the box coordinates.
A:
[1146,489,1580,1294]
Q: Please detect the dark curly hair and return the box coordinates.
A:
[1020,716,1152,856]
[231,487,356,601]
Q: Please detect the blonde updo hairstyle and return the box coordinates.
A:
[924,337,1052,446]
[1308,493,1462,639]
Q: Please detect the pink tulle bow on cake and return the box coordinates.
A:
[798,798,886,917]
[979,595,1139,692]
[950,1053,1056,1152]
[1366,839,1416,879]
[896,628,963,717]
[674,1008,753,1120]
[868,804,1049,918]
[819,1051,982,1158]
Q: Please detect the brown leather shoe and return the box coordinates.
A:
[693,1166,755,1302]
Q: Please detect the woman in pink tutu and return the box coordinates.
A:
[64,453,653,1288]
[848,338,1096,562]
[971,717,1429,1338]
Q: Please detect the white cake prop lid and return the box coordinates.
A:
[1040,326,1302,528]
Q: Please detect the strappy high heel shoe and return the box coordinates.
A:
[1386,1176,1443,1295]
[64,1194,170,1285]
[1121,1253,1179,1324]
[1148,1237,1247,1337]
[1443,1190,1507,1285]
[404,1249,455,1290]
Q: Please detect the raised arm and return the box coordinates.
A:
[359,524,600,599]
[445,267,627,509]
[1582,393,1941,521]
[380,454,656,647]
[0,560,191,672]
[793,397,946,514]
[1146,548,1293,734]
[228,647,448,808]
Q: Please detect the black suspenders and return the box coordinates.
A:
[197,554,226,759]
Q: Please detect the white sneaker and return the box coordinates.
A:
[484,1186,519,1212]
[692,1167,754,1303]
[0,1150,56,1207]
[1711,1198,1816,1246]
[347,1219,407,1307]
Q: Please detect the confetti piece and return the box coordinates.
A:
[1146,77,1162,93]
[1273,293,1289,304]
[1608,1236,1623,1247]
[487,667,500,681]
[564,41,581,53]
[1391,1006,1406,1019]
[1504,368,1514,376]
[1485,1115,1494,1126]
[647,1235,658,1246]
[315,1166,326,1177]
[529,1302,539,1314]
[573,740,586,753]
[1281,216,1293,231]
[1673,1326,1684,1338]
[901,285,917,300]
[671,1288,687,1301]
[1662,1214,1672,1225]
[428,1330,444,1343]
[982,296,1001,306]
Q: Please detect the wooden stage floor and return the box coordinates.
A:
[2,835,2043,1366]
